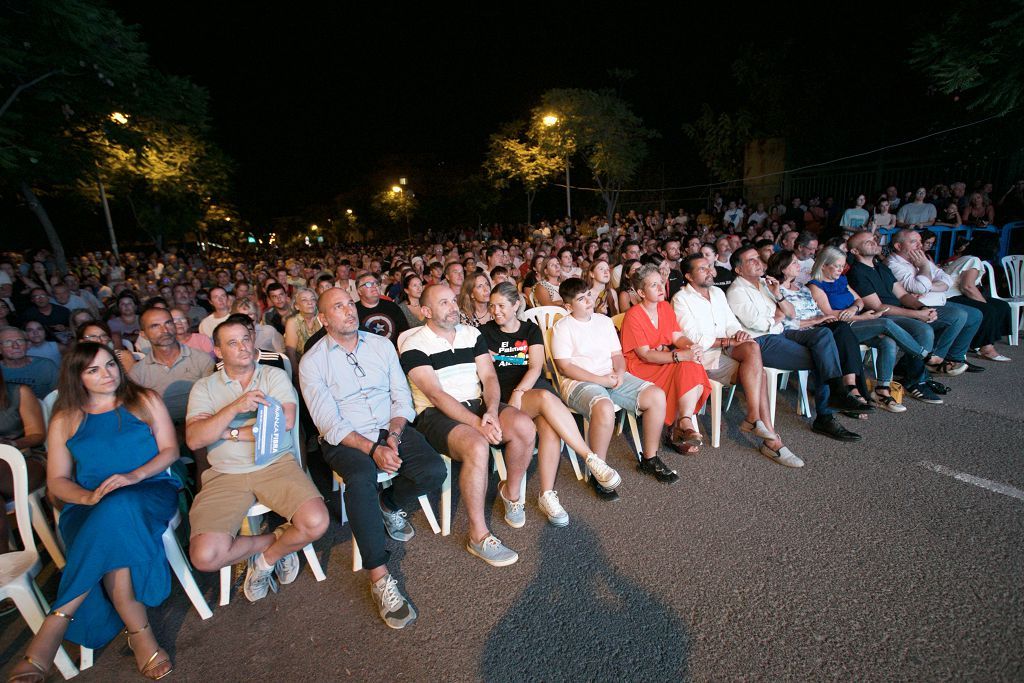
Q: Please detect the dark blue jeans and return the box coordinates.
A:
[322,425,445,570]
[755,327,843,417]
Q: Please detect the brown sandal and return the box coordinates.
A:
[126,623,173,680]
[6,654,47,683]
[674,417,704,447]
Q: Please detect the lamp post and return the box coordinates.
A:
[543,114,571,223]
[392,185,411,239]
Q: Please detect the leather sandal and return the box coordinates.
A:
[674,416,704,446]
[126,623,173,680]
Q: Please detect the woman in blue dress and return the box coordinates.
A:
[9,342,179,682]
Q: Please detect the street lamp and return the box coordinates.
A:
[542,113,571,222]
[391,185,403,194]
[346,208,353,215]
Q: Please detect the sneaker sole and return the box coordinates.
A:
[385,527,415,543]
[591,471,622,490]
[466,544,519,567]
[909,394,943,404]
[504,515,525,529]
[544,514,570,528]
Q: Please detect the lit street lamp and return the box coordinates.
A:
[543,113,571,222]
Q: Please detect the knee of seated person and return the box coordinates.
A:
[336,454,377,486]
[189,536,225,572]
[641,385,666,409]
[421,456,448,490]
[291,499,330,539]
[508,409,537,441]
[458,437,491,466]
[590,398,615,423]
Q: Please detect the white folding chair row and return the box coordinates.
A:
[703,367,809,449]
[331,469,440,571]
[0,445,80,680]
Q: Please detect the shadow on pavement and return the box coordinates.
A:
[480,520,690,682]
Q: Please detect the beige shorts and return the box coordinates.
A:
[189,455,321,538]
[705,351,740,385]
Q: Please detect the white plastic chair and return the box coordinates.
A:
[217,414,325,606]
[5,389,66,568]
[0,445,80,680]
[723,367,809,424]
[522,306,567,334]
[331,469,440,571]
[996,256,1024,345]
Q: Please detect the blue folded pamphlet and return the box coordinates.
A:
[252,395,285,466]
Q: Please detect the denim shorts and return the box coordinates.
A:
[562,372,654,418]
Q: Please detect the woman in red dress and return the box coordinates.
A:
[621,264,711,454]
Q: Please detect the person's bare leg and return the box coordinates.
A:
[104,568,170,677]
[262,497,329,564]
[7,591,89,679]
[533,415,561,493]
[586,399,616,461]
[189,531,275,572]
[446,425,492,543]
[637,385,666,459]
[498,407,537,503]
[732,342,763,424]
[521,389,591,457]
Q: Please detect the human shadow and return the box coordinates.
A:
[480,521,690,682]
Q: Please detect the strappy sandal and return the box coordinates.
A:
[674,416,704,447]
[6,654,47,683]
[126,623,173,681]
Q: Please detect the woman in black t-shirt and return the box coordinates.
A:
[479,283,622,516]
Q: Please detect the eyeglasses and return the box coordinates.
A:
[358,282,379,289]
[1,339,27,347]
[81,334,111,343]
[345,351,366,377]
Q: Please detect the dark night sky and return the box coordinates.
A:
[110,3,932,225]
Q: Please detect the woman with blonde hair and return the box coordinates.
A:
[458,272,493,327]
[283,287,322,373]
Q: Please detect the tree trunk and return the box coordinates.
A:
[97,174,120,259]
[20,182,68,275]
[526,190,535,226]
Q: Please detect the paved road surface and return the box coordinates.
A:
[3,345,1022,681]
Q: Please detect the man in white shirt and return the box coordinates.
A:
[672,255,798,465]
[198,286,232,339]
[883,228,981,374]
[793,232,819,287]
[726,245,865,444]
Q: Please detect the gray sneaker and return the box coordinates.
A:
[585,453,622,490]
[379,493,415,542]
[498,483,525,528]
[537,490,569,527]
[270,525,300,585]
[371,574,417,629]
[243,555,279,602]
[466,534,519,567]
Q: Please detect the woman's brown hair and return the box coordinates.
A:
[53,342,153,424]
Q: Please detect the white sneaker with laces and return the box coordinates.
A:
[538,490,569,527]
[585,453,622,490]
[371,574,417,629]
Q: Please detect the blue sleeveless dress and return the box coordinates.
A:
[55,406,178,648]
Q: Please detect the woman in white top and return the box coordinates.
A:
[839,194,870,232]
[870,197,897,232]
[533,256,563,307]
[941,235,1012,362]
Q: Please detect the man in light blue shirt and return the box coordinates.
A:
[299,287,444,629]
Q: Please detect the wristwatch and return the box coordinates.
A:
[229,428,239,442]
[388,430,403,445]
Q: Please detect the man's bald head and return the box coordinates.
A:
[317,286,351,314]
[421,284,452,309]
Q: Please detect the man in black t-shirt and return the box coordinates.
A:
[20,287,71,343]
[355,272,408,345]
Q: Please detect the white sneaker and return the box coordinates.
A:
[585,453,622,490]
[537,490,569,527]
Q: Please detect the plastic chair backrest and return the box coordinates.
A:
[611,313,625,331]
[980,261,1001,300]
[522,306,566,333]
[541,326,563,386]
[41,390,58,432]
[396,327,417,350]
[1002,255,1024,297]
[0,444,38,556]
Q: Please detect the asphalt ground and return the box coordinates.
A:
[2,343,1022,681]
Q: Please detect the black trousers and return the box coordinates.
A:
[948,295,1011,348]
[321,425,445,570]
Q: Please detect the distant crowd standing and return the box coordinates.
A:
[1,176,1020,680]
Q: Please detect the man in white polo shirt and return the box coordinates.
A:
[399,284,536,567]
[185,318,328,602]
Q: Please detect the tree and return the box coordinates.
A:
[682,104,754,184]
[484,129,561,225]
[0,1,229,270]
[529,88,656,225]
[371,187,418,240]
[909,2,1024,117]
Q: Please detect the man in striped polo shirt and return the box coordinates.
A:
[399,285,536,567]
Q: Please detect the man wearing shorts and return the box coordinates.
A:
[550,278,676,483]
[672,255,801,466]
[399,285,536,567]
[185,319,329,602]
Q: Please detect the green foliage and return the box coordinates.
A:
[909,1,1024,116]
[372,188,418,237]
[682,104,753,183]
[485,133,562,194]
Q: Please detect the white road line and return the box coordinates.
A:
[917,461,1024,503]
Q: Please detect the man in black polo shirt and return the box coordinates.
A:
[355,271,408,345]
[845,232,946,403]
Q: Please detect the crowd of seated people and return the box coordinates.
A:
[1,175,1020,679]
